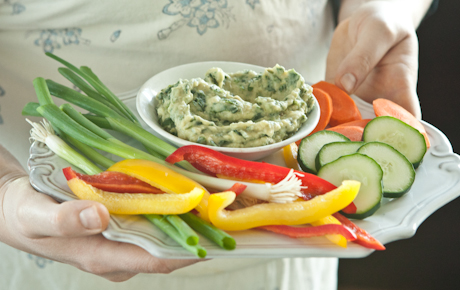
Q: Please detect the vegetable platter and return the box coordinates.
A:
[26,56,460,259]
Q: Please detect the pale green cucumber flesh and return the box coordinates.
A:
[363,116,426,169]
[357,141,415,198]
[316,141,364,170]
[297,131,350,174]
[317,153,383,219]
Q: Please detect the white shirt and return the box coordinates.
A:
[0,1,338,289]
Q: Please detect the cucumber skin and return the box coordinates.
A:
[362,116,426,169]
[297,131,350,174]
[341,201,381,220]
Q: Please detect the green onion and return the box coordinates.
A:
[27,119,102,175]
[22,102,41,117]
[179,212,236,250]
[37,104,156,162]
[106,116,176,158]
[58,67,125,116]
[63,133,116,169]
[33,77,54,106]
[45,52,139,125]
[60,104,114,140]
[83,114,113,129]
[144,214,207,258]
[46,79,125,120]
[164,215,200,246]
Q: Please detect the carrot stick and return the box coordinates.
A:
[327,125,364,142]
[310,87,333,135]
[372,98,430,148]
[333,118,371,129]
[312,81,362,127]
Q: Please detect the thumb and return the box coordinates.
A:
[331,19,397,94]
[17,184,110,238]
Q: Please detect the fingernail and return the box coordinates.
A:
[80,206,101,230]
[340,73,356,93]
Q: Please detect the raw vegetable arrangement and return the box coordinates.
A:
[23,54,428,258]
[286,83,429,220]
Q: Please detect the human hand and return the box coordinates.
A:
[0,147,199,282]
[326,1,422,119]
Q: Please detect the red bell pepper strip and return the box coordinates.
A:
[341,202,357,214]
[259,224,357,241]
[333,213,386,250]
[165,145,337,199]
[63,167,162,194]
[225,183,247,196]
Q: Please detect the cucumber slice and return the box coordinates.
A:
[317,153,383,219]
[363,116,427,168]
[315,141,364,170]
[357,142,415,198]
[297,131,350,174]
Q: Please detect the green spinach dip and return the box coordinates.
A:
[155,65,315,148]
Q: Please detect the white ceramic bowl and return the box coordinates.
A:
[136,61,320,161]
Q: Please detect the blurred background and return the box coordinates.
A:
[338,1,460,290]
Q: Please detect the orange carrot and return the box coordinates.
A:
[327,125,364,142]
[312,81,362,127]
[309,87,333,135]
[334,118,371,129]
[373,98,430,148]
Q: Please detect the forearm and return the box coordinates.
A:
[339,0,434,28]
[0,144,27,194]
[0,145,29,246]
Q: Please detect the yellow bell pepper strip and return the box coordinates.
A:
[282,143,357,214]
[207,180,360,231]
[333,213,386,250]
[63,164,205,215]
[282,142,302,171]
[106,159,210,220]
[258,223,356,243]
[311,215,349,248]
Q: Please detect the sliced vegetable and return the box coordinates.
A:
[333,118,372,129]
[282,142,302,171]
[316,141,364,171]
[373,98,430,148]
[166,145,337,201]
[309,87,333,135]
[207,180,360,231]
[259,223,356,242]
[357,142,415,198]
[312,81,362,127]
[333,213,386,251]
[297,130,350,174]
[327,125,364,141]
[106,159,205,195]
[63,167,205,215]
[310,214,354,248]
[318,153,383,219]
[363,116,427,169]
[65,170,163,194]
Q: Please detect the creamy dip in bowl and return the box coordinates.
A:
[136,62,319,161]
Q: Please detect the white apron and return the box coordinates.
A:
[0,1,338,289]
